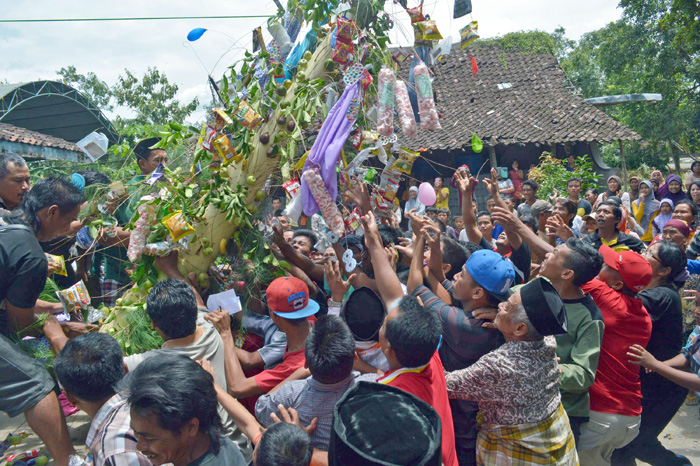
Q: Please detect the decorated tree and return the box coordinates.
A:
[88,0,444,352]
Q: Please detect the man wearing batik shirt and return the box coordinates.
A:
[445,278,578,466]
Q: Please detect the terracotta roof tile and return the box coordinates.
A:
[0,122,82,152]
[396,44,640,150]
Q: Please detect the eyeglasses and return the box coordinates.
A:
[642,248,661,262]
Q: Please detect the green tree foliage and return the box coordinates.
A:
[54,66,199,132]
[112,67,199,127]
[528,153,599,199]
[556,1,699,171]
[57,65,113,110]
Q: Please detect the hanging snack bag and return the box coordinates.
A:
[283,178,301,199]
[162,211,196,242]
[460,21,479,49]
[414,61,442,131]
[56,280,90,313]
[213,134,238,166]
[303,168,345,238]
[212,108,233,130]
[233,101,263,130]
[332,41,354,66]
[394,81,417,138]
[46,254,67,276]
[336,18,354,43]
[417,20,443,41]
[406,5,426,23]
[127,196,157,262]
[391,148,421,174]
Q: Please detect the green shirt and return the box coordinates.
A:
[103,174,146,284]
[557,295,605,418]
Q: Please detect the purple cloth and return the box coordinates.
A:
[301,81,360,216]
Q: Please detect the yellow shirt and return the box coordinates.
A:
[435,187,450,210]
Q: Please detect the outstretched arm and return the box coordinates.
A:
[491,206,554,258]
[456,169,482,244]
[628,344,700,391]
[361,211,404,306]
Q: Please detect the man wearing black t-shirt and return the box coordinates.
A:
[0,178,90,466]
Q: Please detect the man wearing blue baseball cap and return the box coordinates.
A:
[205,276,319,399]
[408,226,516,466]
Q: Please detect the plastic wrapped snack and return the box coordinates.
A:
[233,101,263,129]
[336,17,354,43]
[127,196,156,262]
[460,21,480,49]
[345,208,362,234]
[332,41,354,66]
[394,81,417,138]
[406,5,426,23]
[376,67,396,137]
[46,254,67,276]
[56,280,90,313]
[213,133,238,166]
[162,210,196,242]
[303,168,345,238]
[417,20,443,41]
[414,61,442,131]
[143,241,173,257]
[391,148,421,174]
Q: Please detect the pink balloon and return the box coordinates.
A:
[418,182,436,206]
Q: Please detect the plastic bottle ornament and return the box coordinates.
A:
[418,182,437,206]
[187,28,207,41]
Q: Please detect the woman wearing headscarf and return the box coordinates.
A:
[632,181,661,243]
[652,199,675,238]
[597,175,631,211]
[657,174,689,204]
[404,185,424,232]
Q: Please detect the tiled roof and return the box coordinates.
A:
[397,44,641,151]
[0,122,82,152]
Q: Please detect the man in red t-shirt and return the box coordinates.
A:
[360,210,459,466]
[205,276,318,398]
[579,245,652,466]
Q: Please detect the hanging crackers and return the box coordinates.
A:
[376,67,396,137]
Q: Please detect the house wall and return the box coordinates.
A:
[0,140,89,163]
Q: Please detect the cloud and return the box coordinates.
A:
[1,0,622,119]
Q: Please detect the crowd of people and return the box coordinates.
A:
[2,145,700,466]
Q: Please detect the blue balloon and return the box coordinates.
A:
[187,28,207,41]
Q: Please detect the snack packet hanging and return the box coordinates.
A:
[391,148,421,174]
[127,196,156,262]
[56,280,90,313]
[406,5,426,23]
[414,61,442,131]
[336,17,354,43]
[332,41,354,66]
[345,208,362,234]
[233,101,263,129]
[282,178,301,199]
[162,211,195,242]
[213,133,238,166]
[417,20,443,41]
[46,254,67,276]
[460,21,480,49]
[394,81,417,138]
[197,124,217,152]
[212,108,233,130]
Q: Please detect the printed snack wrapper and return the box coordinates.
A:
[162,211,195,242]
[417,20,443,41]
[233,101,263,130]
[406,5,426,23]
[391,148,421,174]
[107,181,126,200]
[283,178,301,199]
[460,21,480,49]
[46,254,67,276]
[212,108,233,130]
[197,124,217,152]
[336,17,354,43]
[213,133,238,166]
[345,208,362,233]
[56,280,90,313]
[333,41,354,66]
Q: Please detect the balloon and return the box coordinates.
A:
[418,182,436,206]
[187,28,207,41]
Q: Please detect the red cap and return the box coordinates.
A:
[599,245,652,293]
[265,276,319,319]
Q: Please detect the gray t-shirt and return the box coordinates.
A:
[188,436,246,466]
[124,311,253,463]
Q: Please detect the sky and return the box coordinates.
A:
[1,0,624,122]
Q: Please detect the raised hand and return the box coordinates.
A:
[346,175,371,214]
[324,260,355,301]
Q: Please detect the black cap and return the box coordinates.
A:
[520,278,568,336]
[328,381,442,466]
[134,137,162,159]
[341,287,386,342]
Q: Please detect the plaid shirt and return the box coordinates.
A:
[86,394,152,466]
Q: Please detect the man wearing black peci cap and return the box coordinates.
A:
[100,137,167,306]
[445,278,579,465]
